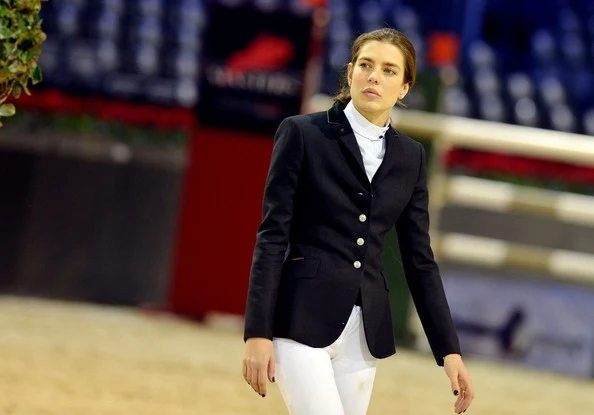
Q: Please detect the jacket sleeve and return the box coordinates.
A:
[244,117,304,341]
[395,142,461,366]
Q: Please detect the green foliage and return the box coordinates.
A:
[0,0,46,126]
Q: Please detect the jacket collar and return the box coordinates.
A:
[326,100,398,135]
[326,100,402,188]
[327,99,348,126]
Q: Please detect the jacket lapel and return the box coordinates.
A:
[339,132,369,185]
[371,126,402,187]
[327,102,370,189]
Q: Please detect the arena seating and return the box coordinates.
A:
[451,0,594,134]
[37,0,594,134]
[38,0,210,107]
[325,0,594,135]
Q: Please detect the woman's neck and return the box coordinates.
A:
[351,101,390,127]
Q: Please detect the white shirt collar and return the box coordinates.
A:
[344,100,391,141]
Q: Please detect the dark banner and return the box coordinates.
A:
[197,3,314,133]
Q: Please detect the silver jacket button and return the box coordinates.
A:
[353,261,362,269]
[359,214,367,223]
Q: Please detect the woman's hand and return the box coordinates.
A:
[242,337,276,397]
[444,354,474,414]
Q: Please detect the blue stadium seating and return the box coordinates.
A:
[459,0,594,134]
[319,0,594,134]
[38,0,209,107]
[37,0,594,134]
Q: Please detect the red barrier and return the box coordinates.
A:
[167,125,274,318]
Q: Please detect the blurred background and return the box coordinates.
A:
[1,0,594,413]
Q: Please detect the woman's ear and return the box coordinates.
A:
[399,83,411,100]
[346,62,353,87]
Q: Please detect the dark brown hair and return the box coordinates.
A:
[333,28,417,106]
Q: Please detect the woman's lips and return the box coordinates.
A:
[362,88,381,98]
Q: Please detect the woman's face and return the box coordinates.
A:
[347,40,410,125]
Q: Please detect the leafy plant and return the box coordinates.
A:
[0,0,46,126]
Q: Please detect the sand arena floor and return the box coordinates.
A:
[0,295,592,415]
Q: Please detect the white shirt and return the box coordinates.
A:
[343,101,391,182]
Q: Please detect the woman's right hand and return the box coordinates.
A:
[242,337,276,397]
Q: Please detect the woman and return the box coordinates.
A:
[242,28,474,415]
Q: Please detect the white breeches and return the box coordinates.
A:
[273,306,377,415]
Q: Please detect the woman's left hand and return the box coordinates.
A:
[443,353,474,414]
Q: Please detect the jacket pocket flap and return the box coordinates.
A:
[284,258,320,279]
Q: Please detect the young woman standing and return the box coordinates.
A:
[242,28,474,415]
